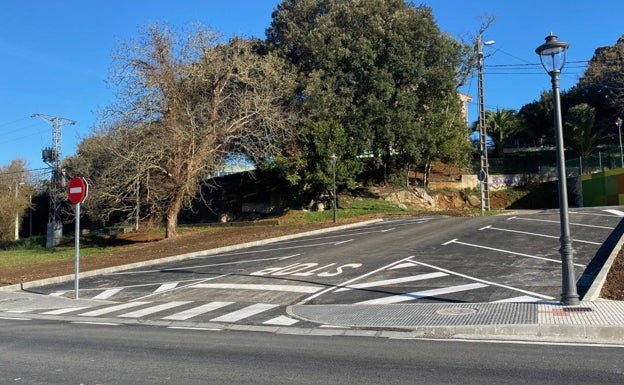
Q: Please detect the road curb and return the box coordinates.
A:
[0,219,384,292]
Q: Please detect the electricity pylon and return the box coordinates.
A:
[32,113,76,247]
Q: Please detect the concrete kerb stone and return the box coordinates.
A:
[584,230,624,301]
[0,219,383,293]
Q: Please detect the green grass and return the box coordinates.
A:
[0,236,115,268]
[280,196,406,225]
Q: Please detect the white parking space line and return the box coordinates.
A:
[154,282,179,293]
[210,303,278,323]
[79,301,151,317]
[490,295,543,303]
[42,307,92,315]
[355,283,489,305]
[335,272,448,292]
[408,259,556,300]
[191,283,322,293]
[442,239,585,267]
[479,225,601,245]
[569,211,622,218]
[162,302,233,321]
[92,288,123,300]
[507,216,613,229]
[49,292,66,297]
[603,209,624,217]
[119,301,191,318]
[263,315,299,326]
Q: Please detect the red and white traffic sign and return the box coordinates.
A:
[67,177,88,204]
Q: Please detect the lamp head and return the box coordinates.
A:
[535,32,569,74]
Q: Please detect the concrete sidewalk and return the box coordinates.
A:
[289,300,624,341]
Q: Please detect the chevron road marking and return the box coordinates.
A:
[334,272,448,292]
[355,283,488,305]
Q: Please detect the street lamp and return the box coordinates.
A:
[616,117,623,168]
[330,154,337,223]
[535,33,580,306]
[477,34,495,215]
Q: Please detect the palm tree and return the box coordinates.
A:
[485,108,520,157]
[564,103,603,159]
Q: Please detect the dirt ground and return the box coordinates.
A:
[0,217,380,287]
[2,212,623,301]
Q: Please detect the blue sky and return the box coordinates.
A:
[2,0,623,175]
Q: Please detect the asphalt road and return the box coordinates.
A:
[1,319,623,385]
[25,208,624,327]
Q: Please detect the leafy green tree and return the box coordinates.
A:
[267,0,471,184]
[0,159,33,241]
[577,36,624,116]
[517,91,554,147]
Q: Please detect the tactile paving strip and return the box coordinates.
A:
[292,303,537,328]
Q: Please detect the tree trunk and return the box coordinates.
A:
[165,190,183,239]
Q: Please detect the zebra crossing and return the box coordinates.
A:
[29,300,299,326]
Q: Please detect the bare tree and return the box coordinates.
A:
[85,23,295,238]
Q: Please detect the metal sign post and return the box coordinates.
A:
[68,177,88,300]
[74,202,80,299]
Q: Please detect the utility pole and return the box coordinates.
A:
[32,113,76,247]
[477,34,494,215]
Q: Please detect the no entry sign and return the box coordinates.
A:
[67,177,88,204]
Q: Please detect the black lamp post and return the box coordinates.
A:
[330,154,337,223]
[535,33,580,306]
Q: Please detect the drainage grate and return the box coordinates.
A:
[562,307,593,312]
[436,307,478,316]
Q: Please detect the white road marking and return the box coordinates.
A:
[79,301,151,317]
[168,326,223,331]
[506,216,613,229]
[269,228,395,245]
[49,292,66,297]
[207,239,355,258]
[479,225,601,245]
[0,316,31,321]
[119,301,191,318]
[131,275,229,302]
[334,272,448,292]
[388,262,418,270]
[42,307,92,315]
[569,211,622,218]
[109,255,300,276]
[71,321,120,326]
[297,256,418,305]
[210,303,278,323]
[191,283,322,293]
[162,301,233,321]
[355,283,488,305]
[263,315,299,326]
[92,288,123,300]
[490,295,543,303]
[442,239,585,267]
[604,209,624,217]
[154,282,179,293]
[408,259,556,300]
